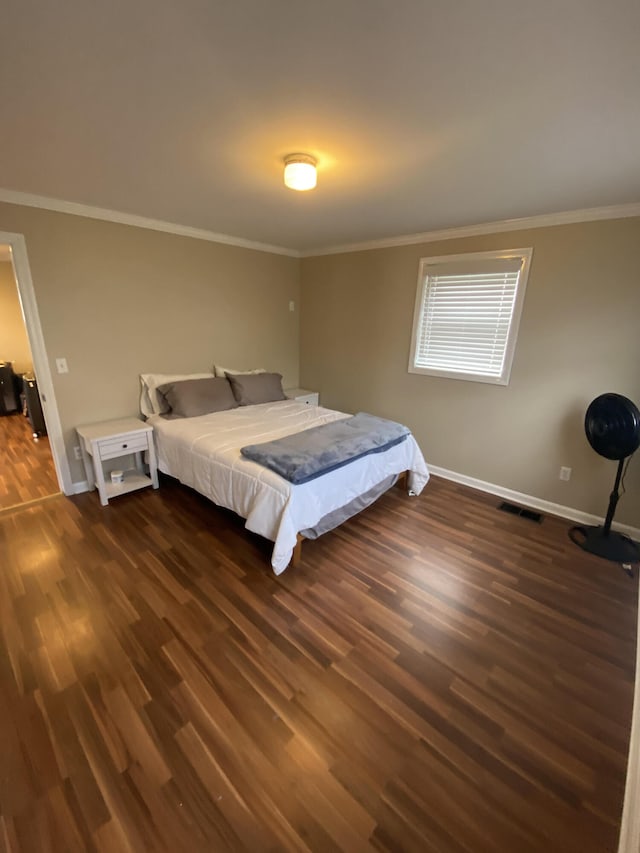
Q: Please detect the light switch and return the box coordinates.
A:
[56,357,69,374]
[289,300,295,312]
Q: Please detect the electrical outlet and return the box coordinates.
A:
[289,300,295,312]
[559,466,572,481]
[73,445,82,461]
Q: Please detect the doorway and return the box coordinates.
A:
[0,246,58,509]
[0,233,71,509]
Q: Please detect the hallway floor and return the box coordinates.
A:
[0,411,59,510]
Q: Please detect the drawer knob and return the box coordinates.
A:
[122,443,128,448]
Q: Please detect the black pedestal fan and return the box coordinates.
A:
[569,393,640,563]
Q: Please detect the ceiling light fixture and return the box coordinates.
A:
[283,154,317,191]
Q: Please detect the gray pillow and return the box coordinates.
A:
[156,377,238,418]
[226,371,287,406]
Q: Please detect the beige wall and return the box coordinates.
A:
[300,217,640,527]
[4,197,638,527]
[0,260,32,374]
[0,202,300,485]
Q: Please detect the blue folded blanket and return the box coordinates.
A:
[241,412,410,485]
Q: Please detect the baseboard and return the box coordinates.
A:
[428,465,640,541]
[69,466,640,539]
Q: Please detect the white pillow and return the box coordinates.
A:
[213,365,267,378]
[140,372,214,417]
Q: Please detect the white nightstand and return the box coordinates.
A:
[286,387,320,406]
[76,417,159,506]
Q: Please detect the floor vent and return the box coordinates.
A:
[498,501,543,523]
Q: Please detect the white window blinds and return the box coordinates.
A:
[409,250,532,385]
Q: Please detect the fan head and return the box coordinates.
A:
[585,393,640,460]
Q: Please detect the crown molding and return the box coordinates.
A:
[1,188,638,260]
[0,188,300,258]
[301,202,640,257]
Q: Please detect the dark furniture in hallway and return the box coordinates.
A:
[23,374,46,436]
[0,361,19,415]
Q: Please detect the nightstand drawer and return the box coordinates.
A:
[296,393,319,406]
[98,432,149,460]
[286,388,319,406]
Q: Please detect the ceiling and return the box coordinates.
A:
[1,1,639,253]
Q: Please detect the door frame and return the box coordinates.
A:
[2,230,72,495]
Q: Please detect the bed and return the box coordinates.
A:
[142,372,429,573]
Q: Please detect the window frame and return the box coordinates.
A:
[407,247,533,386]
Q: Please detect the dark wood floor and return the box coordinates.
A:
[0,474,636,852]
[0,412,59,510]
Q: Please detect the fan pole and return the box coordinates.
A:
[569,455,639,563]
[602,457,625,536]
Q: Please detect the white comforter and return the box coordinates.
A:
[149,400,429,573]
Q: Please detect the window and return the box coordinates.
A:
[408,248,532,385]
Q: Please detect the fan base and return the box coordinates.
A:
[570,525,640,563]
